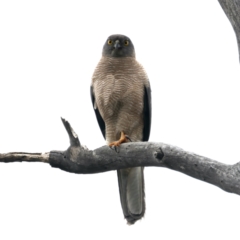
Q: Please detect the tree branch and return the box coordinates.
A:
[0,118,240,196]
[218,0,240,61]
[0,152,49,163]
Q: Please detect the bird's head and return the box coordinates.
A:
[102,34,135,58]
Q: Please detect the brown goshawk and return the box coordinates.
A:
[91,34,151,224]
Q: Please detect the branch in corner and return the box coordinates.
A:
[218,0,240,61]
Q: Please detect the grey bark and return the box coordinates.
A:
[0,152,49,163]
[218,0,240,61]
[1,118,240,196]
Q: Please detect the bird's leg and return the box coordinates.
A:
[109,131,131,149]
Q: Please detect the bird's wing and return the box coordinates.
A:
[90,86,106,139]
[142,84,151,141]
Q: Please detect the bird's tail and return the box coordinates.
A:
[117,167,145,225]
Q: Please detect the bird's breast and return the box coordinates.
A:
[92,57,149,142]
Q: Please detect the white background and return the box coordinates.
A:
[0,1,240,239]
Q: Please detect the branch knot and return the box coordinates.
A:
[154,148,164,160]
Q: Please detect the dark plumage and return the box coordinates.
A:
[102,34,135,58]
[91,34,151,224]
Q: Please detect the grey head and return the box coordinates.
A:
[102,34,135,58]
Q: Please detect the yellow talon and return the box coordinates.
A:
[109,131,130,147]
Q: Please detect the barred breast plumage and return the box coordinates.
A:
[92,57,149,143]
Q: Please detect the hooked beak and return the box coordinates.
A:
[114,40,121,49]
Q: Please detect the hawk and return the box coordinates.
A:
[91,34,151,224]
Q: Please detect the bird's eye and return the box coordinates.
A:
[108,39,113,45]
[124,40,129,46]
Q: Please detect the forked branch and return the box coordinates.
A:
[0,118,240,196]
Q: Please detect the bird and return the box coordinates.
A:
[90,34,151,224]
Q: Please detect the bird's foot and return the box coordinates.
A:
[109,131,131,152]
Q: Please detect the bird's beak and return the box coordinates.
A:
[114,40,121,49]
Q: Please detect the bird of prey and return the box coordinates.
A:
[91,34,151,224]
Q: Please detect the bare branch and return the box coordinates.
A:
[49,143,240,195]
[0,152,49,163]
[61,117,81,147]
[218,0,240,61]
[0,118,240,196]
